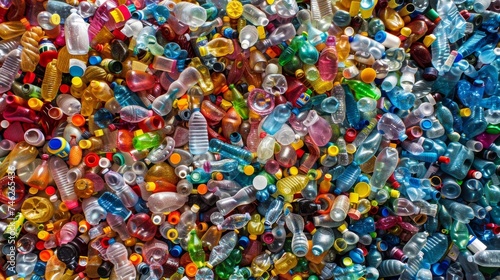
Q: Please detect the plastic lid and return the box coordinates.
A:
[253,175,268,190]
[71,114,86,127]
[185,263,197,277]
[50,14,60,25]
[400,27,412,37]
[170,153,181,165]
[198,46,208,57]
[374,31,386,43]
[243,165,254,175]
[360,68,377,83]
[28,98,43,111]
[197,184,208,195]
[39,249,54,262]
[79,140,92,149]
[48,138,63,151]
[354,182,370,198]
[89,56,102,65]
[145,182,156,191]
[459,108,471,117]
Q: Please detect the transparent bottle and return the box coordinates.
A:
[173,2,207,28]
[285,210,309,257]
[216,186,257,215]
[370,147,399,191]
[48,157,78,210]
[0,45,22,93]
[65,9,89,55]
[311,227,334,256]
[239,25,258,49]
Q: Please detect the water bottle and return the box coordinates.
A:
[16,253,38,278]
[311,227,335,256]
[64,9,89,55]
[48,156,78,210]
[0,46,22,93]
[189,109,209,155]
[431,23,449,74]
[104,171,139,208]
[421,233,448,264]
[378,259,407,277]
[261,102,293,135]
[173,2,207,28]
[285,210,309,257]
[377,113,407,141]
[370,147,399,191]
[403,232,429,259]
[238,25,258,50]
[471,250,500,267]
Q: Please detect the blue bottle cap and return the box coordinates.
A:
[69,65,85,77]
[374,31,386,43]
[238,236,250,248]
[380,207,390,217]
[48,138,63,151]
[89,55,102,65]
[420,119,433,130]
[169,245,183,257]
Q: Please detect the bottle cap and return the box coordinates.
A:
[170,153,181,165]
[252,175,268,190]
[354,182,370,198]
[185,263,198,277]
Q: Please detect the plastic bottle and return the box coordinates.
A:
[370,147,399,191]
[20,23,43,72]
[285,209,309,257]
[65,9,89,55]
[0,45,22,93]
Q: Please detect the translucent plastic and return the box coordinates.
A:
[0,46,22,93]
[64,9,89,55]
[48,157,78,210]
[173,2,207,28]
[311,227,334,256]
[238,25,258,49]
[285,210,309,257]
[370,147,399,191]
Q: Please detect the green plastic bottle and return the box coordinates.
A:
[188,230,206,268]
[343,79,381,100]
[132,130,162,150]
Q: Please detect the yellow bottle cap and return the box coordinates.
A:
[354,182,371,198]
[146,182,156,192]
[220,99,233,110]
[170,153,181,165]
[389,143,398,149]
[460,108,471,117]
[129,253,143,265]
[28,98,44,111]
[400,27,412,37]
[198,46,208,57]
[324,173,332,181]
[360,68,377,83]
[349,192,359,204]
[50,14,61,25]
[288,166,298,176]
[72,77,83,87]
[423,34,436,48]
[29,187,39,195]
[243,165,254,175]
[292,275,302,280]
[38,230,50,241]
[328,145,339,156]
[291,139,304,150]
[226,0,243,19]
[94,129,104,137]
[78,140,92,149]
[257,25,266,39]
[390,189,400,198]
[337,223,347,233]
[133,129,144,137]
[342,257,353,266]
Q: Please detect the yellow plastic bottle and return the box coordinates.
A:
[20,20,44,72]
[0,19,28,40]
[336,35,351,62]
[0,142,39,177]
[41,59,62,101]
[89,80,114,101]
[271,252,298,276]
[80,87,99,117]
[378,8,405,32]
[247,213,265,236]
[70,77,85,98]
[277,174,310,195]
[82,65,115,84]
[56,46,89,74]
[199,37,235,57]
[190,57,215,95]
[45,254,66,280]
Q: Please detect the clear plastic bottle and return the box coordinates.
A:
[216,186,257,215]
[403,232,429,259]
[242,4,269,26]
[377,113,407,141]
[106,241,137,280]
[254,23,295,52]
[173,2,207,28]
[311,227,334,256]
[330,195,350,222]
[16,253,38,278]
[82,197,107,226]
[104,170,139,208]
[0,45,22,93]
[378,259,407,277]
[239,25,258,49]
[48,156,78,210]
[285,210,309,257]
[370,147,399,191]
[65,9,89,55]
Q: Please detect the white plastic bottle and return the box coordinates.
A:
[65,9,90,55]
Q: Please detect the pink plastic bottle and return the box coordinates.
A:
[59,221,78,245]
[302,110,332,147]
[317,36,338,81]
[88,0,118,41]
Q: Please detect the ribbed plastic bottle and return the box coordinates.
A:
[189,109,209,155]
[378,259,407,277]
[431,23,449,74]
[41,59,62,101]
[0,45,22,93]
[472,250,500,267]
[20,23,43,72]
[48,156,78,210]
